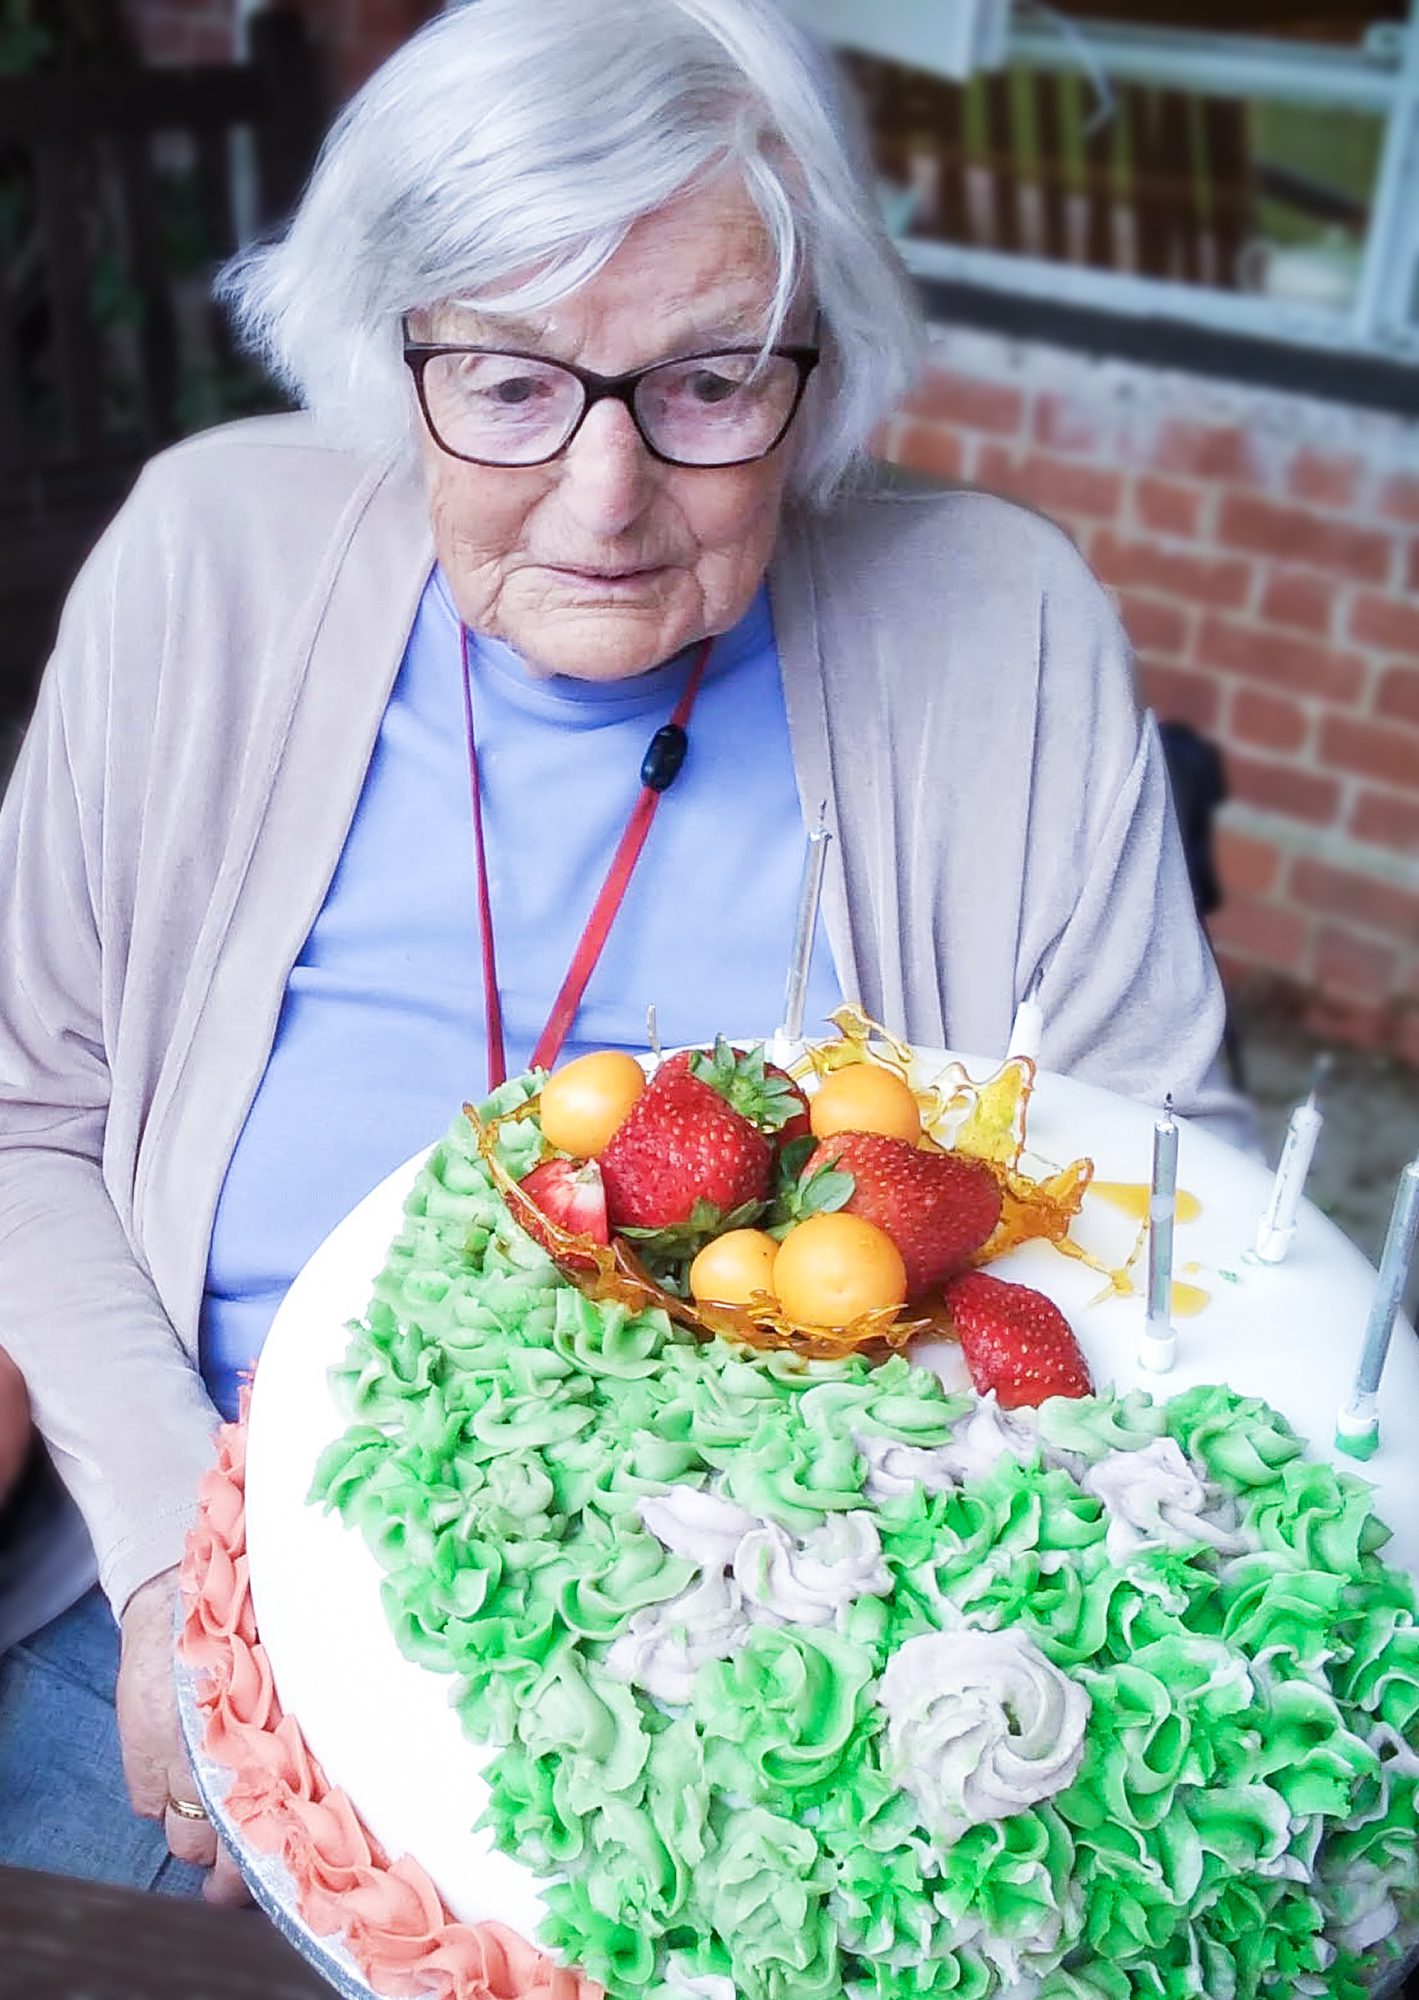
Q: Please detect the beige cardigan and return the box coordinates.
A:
[0,414,1238,1619]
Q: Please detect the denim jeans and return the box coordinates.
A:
[0,1584,205,1895]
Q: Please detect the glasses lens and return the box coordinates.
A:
[420,351,584,464]
[635,352,801,465]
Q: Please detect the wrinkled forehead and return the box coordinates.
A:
[408,178,813,359]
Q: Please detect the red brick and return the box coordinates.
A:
[1208,895,1310,975]
[1376,664,1419,729]
[1351,787,1419,854]
[974,446,1123,521]
[1227,752,1341,827]
[1319,714,1419,792]
[1215,826,1282,898]
[1151,419,1256,484]
[1231,686,1309,755]
[1033,392,1107,456]
[1290,858,1419,941]
[904,369,1024,437]
[1286,448,1364,512]
[1256,568,1334,638]
[1136,660,1220,731]
[1313,924,1401,1004]
[1219,493,1393,585]
[1378,473,1419,525]
[1134,476,1203,539]
[1092,531,1252,611]
[1409,540,1419,596]
[1196,613,1366,704]
[1304,991,1391,1050]
[1350,591,1419,659]
[1117,591,1189,658]
[895,421,965,482]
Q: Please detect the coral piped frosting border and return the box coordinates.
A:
[178,1410,601,2000]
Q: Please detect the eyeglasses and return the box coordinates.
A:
[402,319,820,469]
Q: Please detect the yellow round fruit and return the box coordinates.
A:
[772,1212,908,1329]
[688,1229,781,1308]
[538,1050,646,1158]
[808,1063,923,1144]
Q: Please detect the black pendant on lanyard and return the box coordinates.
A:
[640,723,689,793]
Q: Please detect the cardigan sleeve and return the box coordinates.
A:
[1015,529,1251,1144]
[0,509,221,1620]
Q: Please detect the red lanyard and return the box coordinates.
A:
[461,625,712,1091]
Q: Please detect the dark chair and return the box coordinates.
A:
[0,7,324,734]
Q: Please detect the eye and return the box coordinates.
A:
[485,375,545,406]
[686,369,742,405]
[449,355,565,407]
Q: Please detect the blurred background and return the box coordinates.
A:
[0,0,1416,1290]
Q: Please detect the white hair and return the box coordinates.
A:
[219,0,924,506]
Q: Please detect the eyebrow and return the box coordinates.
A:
[438,304,777,354]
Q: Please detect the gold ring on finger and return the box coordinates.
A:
[166,1793,210,1822]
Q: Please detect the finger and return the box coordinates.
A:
[115,1637,175,1820]
[203,1842,253,1908]
[163,1797,219,1870]
[163,1750,217,1866]
[116,1571,182,1820]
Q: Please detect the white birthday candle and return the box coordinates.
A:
[1254,1056,1328,1264]
[1006,976,1044,1065]
[1336,1156,1419,1460]
[1139,1100,1178,1375]
[770,804,831,1067]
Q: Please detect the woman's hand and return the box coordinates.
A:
[117,1565,251,1905]
[0,1344,32,1506]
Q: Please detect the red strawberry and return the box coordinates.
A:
[515,1158,609,1254]
[802,1133,1002,1296]
[942,1271,1092,1409]
[599,1061,772,1230]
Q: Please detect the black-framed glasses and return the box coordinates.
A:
[402,317,820,469]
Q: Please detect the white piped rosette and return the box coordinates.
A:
[877,1626,1091,1849]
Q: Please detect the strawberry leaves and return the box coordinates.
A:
[765,1140,855,1240]
[685,1037,808,1137]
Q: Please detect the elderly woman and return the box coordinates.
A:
[0,0,1234,1902]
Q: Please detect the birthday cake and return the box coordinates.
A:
[180,1026,1419,2000]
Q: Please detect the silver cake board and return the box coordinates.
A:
[175,1640,381,2000]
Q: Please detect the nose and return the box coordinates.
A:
[556,395,658,538]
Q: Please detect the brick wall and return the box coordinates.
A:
[879,324,1419,1065]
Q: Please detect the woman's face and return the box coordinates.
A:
[413,177,806,681]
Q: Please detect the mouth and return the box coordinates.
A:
[544,563,670,587]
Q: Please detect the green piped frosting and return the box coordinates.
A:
[311,1090,1419,2000]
